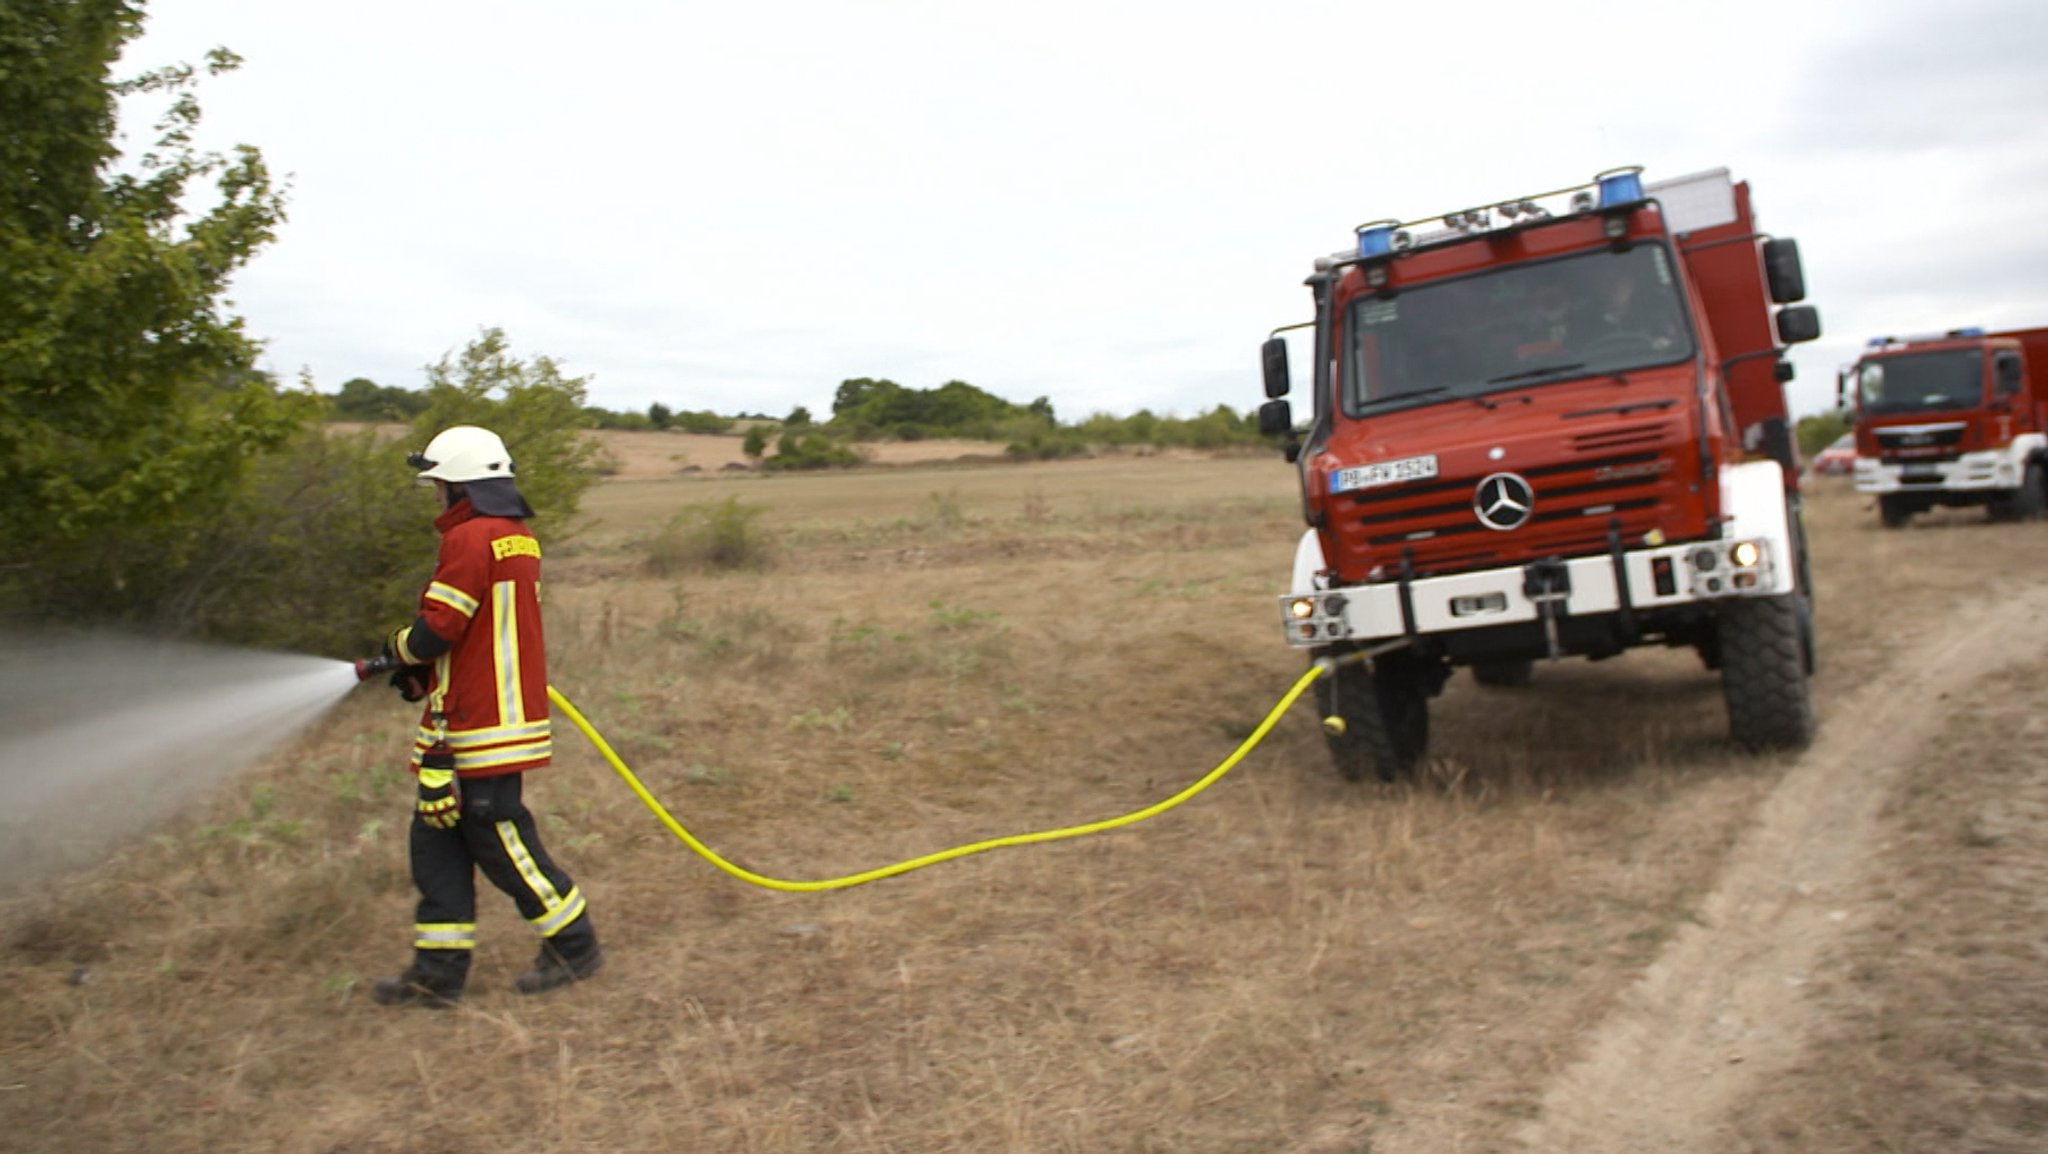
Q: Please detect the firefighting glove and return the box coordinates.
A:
[381,626,409,662]
[389,664,431,702]
[416,766,461,829]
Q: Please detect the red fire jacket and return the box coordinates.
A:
[391,499,551,777]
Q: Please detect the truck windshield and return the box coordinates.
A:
[1343,244,1695,414]
[1856,350,1984,415]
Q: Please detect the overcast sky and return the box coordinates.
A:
[126,0,2048,421]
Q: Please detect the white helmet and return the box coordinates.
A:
[409,425,515,483]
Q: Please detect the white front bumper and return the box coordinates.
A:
[1854,450,2020,494]
[1278,536,1788,647]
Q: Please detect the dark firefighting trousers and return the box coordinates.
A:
[408,773,596,987]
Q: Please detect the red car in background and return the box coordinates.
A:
[1810,432,1856,476]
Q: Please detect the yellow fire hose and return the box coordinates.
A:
[545,661,1329,892]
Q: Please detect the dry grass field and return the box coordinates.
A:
[3,455,2046,1153]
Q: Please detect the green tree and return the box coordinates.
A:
[648,401,673,430]
[331,376,429,421]
[742,424,771,460]
[0,1,296,618]
[785,405,812,426]
[829,376,1040,439]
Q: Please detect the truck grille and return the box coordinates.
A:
[1873,423,1966,462]
[1329,424,1697,580]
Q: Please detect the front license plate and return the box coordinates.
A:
[1332,454,1439,494]
[1450,592,1509,617]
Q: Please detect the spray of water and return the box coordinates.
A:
[0,632,364,890]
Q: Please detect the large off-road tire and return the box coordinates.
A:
[1471,659,1535,688]
[1314,659,1430,783]
[1995,461,2048,521]
[1878,494,1913,529]
[1716,594,1816,752]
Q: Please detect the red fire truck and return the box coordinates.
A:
[1844,327,2048,527]
[1258,167,1822,781]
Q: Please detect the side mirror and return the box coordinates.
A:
[1776,304,1821,345]
[1996,352,2024,396]
[1763,238,1806,304]
[1257,398,1293,438]
[1261,337,1292,399]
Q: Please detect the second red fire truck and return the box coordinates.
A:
[1844,327,2048,527]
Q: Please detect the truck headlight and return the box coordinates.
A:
[1729,540,1762,568]
[1287,597,1317,620]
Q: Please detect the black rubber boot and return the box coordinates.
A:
[514,928,603,996]
[373,955,468,1009]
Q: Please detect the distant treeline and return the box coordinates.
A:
[329,374,1270,464]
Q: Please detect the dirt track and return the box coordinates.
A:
[1516,592,2044,1150]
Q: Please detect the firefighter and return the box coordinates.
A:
[368,424,603,1008]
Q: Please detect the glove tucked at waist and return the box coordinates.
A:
[416,744,460,829]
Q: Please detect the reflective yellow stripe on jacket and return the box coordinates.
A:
[493,580,525,726]
[426,581,479,618]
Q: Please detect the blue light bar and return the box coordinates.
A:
[1948,326,1986,338]
[1357,223,1397,258]
[1595,167,1644,207]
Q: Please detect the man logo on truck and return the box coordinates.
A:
[1474,473,1535,530]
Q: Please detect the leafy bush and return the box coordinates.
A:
[1006,428,1091,460]
[671,410,735,435]
[764,429,864,471]
[644,497,772,573]
[164,424,438,653]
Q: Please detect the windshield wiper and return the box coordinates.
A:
[1486,363,1587,385]
[1360,386,1451,407]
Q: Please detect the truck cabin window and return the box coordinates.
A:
[1857,350,1984,415]
[1343,244,1695,414]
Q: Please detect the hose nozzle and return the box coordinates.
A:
[355,654,402,682]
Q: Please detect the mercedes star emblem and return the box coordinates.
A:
[1473,472,1534,531]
